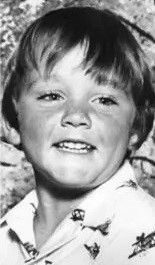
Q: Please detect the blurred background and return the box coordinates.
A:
[0,0,155,217]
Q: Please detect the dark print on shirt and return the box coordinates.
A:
[128,231,155,259]
[23,242,39,258]
[84,242,100,259]
[82,219,111,236]
[45,260,53,264]
[70,208,85,221]
[30,202,37,213]
[9,229,21,243]
[117,179,137,189]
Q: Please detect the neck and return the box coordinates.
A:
[34,172,89,249]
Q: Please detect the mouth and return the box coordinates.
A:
[52,140,96,154]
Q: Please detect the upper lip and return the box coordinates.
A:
[52,139,96,149]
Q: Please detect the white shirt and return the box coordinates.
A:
[0,161,155,265]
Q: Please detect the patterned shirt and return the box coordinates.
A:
[0,161,155,265]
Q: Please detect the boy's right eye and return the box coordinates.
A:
[37,92,64,101]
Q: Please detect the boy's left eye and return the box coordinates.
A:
[92,96,118,106]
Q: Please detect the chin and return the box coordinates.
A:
[52,166,94,187]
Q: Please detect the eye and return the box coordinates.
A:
[92,96,118,106]
[37,92,64,101]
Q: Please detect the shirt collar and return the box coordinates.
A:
[0,160,137,247]
[69,160,137,226]
[0,190,38,246]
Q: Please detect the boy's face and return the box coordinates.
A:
[14,46,136,190]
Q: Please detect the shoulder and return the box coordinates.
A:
[102,187,155,265]
[107,161,155,225]
[0,189,37,244]
[115,184,155,223]
[0,221,19,261]
[112,185,155,251]
[0,220,10,240]
[0,221,25,265]
[0,209,21,249]
[0,190,37,264]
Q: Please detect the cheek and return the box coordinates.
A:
[18,108,47,145]
[18,105,62,148]
[97,115,132,148]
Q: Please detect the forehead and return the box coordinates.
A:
[39,45,87,78]
[25,46,87,90]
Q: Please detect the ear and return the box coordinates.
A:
[2,119,21,146]
[9,97,21,146]
[128,134,138,151]
[10,127,21,146]
[12,97,18,113]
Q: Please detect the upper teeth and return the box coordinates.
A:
[58,142,92,150]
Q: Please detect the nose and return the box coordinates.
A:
[61,106,91,129]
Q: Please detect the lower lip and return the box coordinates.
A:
[54,146,95,154]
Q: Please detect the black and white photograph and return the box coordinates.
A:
[0,1,155,264]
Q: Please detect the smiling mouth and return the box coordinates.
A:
[53,140,96,154]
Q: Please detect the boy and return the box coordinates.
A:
[1,7,155,265]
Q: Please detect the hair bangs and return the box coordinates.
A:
[76,33,145,104]
[16,12,90,81]
[16,7,144,99]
